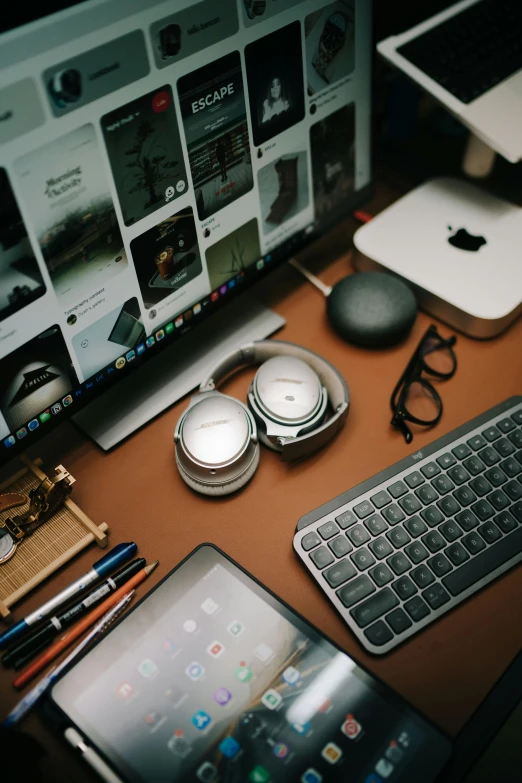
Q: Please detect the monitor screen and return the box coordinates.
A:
[0,0,372,463]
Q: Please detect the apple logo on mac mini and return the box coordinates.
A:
[447,226,487,252]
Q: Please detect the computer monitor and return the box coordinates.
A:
[0,0,372,463]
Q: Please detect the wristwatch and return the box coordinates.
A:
[312,12,351,80]
[0,466,75,564]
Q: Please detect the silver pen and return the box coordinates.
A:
[2,591,134,727]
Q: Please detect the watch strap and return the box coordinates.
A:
[0,493,27,514]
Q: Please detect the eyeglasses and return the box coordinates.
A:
[391,325,457,444]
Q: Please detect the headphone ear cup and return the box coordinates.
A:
[175,441,260,496]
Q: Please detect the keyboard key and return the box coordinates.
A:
[404,596,430,622]
[302,532,320,551]
[399,494,423,515]
[511,411,522,425]
[500,457,522,478]
[310,547,335,569]
[350,587,399,628]
[493,438,515,458]
[452,443,471,460]
[467,434,487,451]
[443,528,522,596]
[351,548,376,571]
[347,524,371,546]
[448,465,470,485]
[421,462,441,478]
[405,542,429,564]
[470,476,492,497]
[487,490,509,511]
[382,504,406,526]
[463,456,486,476]
[387,552,412,575]
[437,453,457,469]
[386,608,412,634]
[505,480,522,501]
[404,516,428,537]
[405,471,424,488]
[432,475,455,494]
[478,447,499,467]
[422,530,446,552]
[472,500,495,521]
[328,536,353,558]
[411,564,435,587]
[336,575,375,608]
[428,554,452,577]
[478,521,502,544]
[462,532,486,555]
[453,486,477,506]
[370,490,392,509]
[421,505,444,527]
[482,426,501,442]
[369,563,394,586]
[439,520,463,542]
[386,526,411,548]
[513,502,522,522]
[318,520,338,540]
[354,500,374,519]
[392,576,417,599]
[415,484,439,504]
[323,559,357,588]
[494,511,517,534]
[422,584,451,610]
[388,481,408,498]
[438,496,461,517]
[368,563,393,587]
[364,514,388,536]
[516,450,522,466]
[335,509,357,529]
[369,537,394,559]
[455,510,479,531]
[364,620,394,647]
[446,542,470,566]
[508,431,522,449]
[497,417,516,433]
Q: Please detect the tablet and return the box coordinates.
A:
[46,544,451,783]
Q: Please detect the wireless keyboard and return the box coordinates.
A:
[294,396,522,655]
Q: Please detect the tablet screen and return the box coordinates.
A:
[49,545,451,782]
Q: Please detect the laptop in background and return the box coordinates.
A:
[377,0,522,162]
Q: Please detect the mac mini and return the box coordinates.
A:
[353,177,522,338]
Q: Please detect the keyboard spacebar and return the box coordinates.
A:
[443,528,522,596]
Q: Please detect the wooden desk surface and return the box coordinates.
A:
[1,208,521,782]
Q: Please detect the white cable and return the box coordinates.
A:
[288,257,332,297]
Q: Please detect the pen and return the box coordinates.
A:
[13,560,158,689]
[2,592,134,727]
[0,542,137,650]
[2,558,146,668]
[65,727,124,783]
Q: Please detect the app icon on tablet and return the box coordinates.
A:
[255,643,273,662]
[227,620,245,637]
[249,766,270,782]
[214,687,232,706]
[321,742,342,764]
[282,666,300,686]
[207,641,225,658]
[261,689,282,710]
[219,736,240,758]
[168,730,191,758]
[201,597,219,615]
[186,661,205,680]
[341,713,362,740]
[301,770,322,783]
[196,762,218,782]
[191,710,212,731]
[234,663,253,682]
[375,758,394,779]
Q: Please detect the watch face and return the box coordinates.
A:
[0,528,16,563]
[322,12,348,52]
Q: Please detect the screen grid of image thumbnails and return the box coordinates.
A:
[0,0,366,451]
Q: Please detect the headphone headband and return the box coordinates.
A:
[200,340,349,461]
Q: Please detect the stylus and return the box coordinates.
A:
[0,542,137,650]
[2,592,134,727]
[65,728,124,783]
[13,560,158,689]
[2,558,146,668]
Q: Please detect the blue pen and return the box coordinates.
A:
[0,542,137,650]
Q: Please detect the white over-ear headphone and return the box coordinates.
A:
[174,340,350,496]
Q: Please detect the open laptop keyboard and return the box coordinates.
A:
[397,0,522,104]
[294,396,522,654]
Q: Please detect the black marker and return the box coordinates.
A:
[2,558,145,668]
